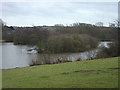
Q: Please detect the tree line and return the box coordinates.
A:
[2,22,118,54]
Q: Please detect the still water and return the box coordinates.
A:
[1,42,111,69]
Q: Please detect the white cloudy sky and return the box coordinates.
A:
[1,1,118,26]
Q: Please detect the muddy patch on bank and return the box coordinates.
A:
[61,69,108,75]
[108,68,120,69]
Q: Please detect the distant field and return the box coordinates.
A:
[2,57,118,88]
[0,40,5,42]
[42,26,56,31]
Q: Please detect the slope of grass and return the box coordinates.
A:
[2,57,118,88]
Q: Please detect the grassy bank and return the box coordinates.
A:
[2,57,119,88]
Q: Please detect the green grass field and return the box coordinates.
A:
[2,57,119,88]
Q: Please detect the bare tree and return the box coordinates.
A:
[118,1,120,28]
[109,23,115,28]
[114,20,120,28]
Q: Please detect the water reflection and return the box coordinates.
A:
[2,43,34,69]
[1,42,111,69]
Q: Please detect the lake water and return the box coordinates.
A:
[1,42,111,69]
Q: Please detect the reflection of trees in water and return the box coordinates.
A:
[30,42,111,66]
[86,49,98,60]
[30,49,100,66]
[31,53,73,65]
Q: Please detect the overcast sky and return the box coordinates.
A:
[2,2,118,26]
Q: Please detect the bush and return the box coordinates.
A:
[38,34,98,53]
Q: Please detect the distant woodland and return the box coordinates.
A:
[2,22,118,55]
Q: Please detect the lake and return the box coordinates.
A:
[1,42,111,69]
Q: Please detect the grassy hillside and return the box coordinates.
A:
[2,57,119,88]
